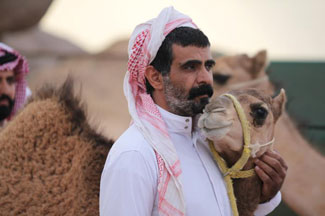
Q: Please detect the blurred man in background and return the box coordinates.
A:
[0,42,29,127]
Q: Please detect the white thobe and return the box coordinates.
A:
[100,106,281,216]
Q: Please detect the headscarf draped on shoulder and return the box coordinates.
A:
[124,7,197,216]
[0,42,29,119]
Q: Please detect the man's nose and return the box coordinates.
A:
[0,80,10,94]
[197,67,212,85]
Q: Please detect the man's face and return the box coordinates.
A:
[163,44,215,116]
[0,70,16,120]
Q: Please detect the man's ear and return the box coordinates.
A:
[145,65,164,91]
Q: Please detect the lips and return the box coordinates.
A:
[0,94,14,108]
[0,98,9,106]
[196,95,209,99]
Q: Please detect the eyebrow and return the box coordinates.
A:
[6,75,15,79]
[180,59,216,67]
[250,103,267,109]
[179,59,202,67]
[205,59,216,66]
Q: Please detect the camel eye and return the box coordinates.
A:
[250,104,268,126]
[254,107,268,119]
[213,74,231,85]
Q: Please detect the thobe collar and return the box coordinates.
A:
[157,105,200,137]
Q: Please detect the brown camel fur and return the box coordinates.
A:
[212,50,325,215]
[199,88,286,216]
[0,78,113,215]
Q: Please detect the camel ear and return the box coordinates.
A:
[251,50,268,78]
[272,88,287,122]
[239,54,252,70]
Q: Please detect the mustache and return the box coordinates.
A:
[0,94,14,106]
[188,84,214,100]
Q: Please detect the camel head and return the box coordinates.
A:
[212,50,272,96]
[198,88,286,166]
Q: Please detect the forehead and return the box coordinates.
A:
[233,90,272,109]
[171,44,212,63]
[0,70,15,77]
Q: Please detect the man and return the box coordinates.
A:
[0,42,29,127]
[100,7,287,216]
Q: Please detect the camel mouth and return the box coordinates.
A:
[201,125,232,142]
[203,121,232,130]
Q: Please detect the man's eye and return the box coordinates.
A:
[7,77,16,85]
[205,64,214,71]
[183,64,196,71]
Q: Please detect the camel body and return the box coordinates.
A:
[0,79,113,215]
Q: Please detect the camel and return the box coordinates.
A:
[0,78,113,215]
[198,88,286,216]
[212,50,325,215]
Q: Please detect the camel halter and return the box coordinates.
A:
[208,93,274,216]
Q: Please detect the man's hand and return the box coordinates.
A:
[254,150,288,203]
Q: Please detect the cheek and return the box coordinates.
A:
[207,73,213,85]
[178,76,196,93]
[251,118,275,143]
[230,118,243,139]
[9,85,16,99]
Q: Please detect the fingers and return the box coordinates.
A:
[254,165,273,185]
[254,150,288,203]
[254,150,288,186]
[255,159,282,187]
[265,150,288,171]
[255,164,277,203]
[262,151,288,179]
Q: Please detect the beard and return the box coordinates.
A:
[0,94,14,121]
[162,76,213,117]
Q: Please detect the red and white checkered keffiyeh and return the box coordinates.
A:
[0,42,29,120]
[124,7,197,216]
